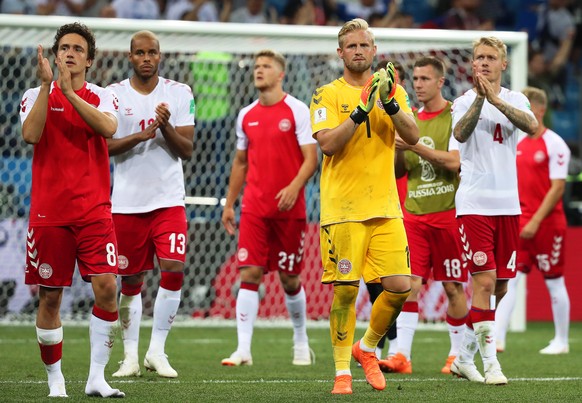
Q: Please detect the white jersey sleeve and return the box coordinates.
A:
[235,100,258,151]
[285,95,317,146]
[19,86,41,124]
[544,129,571,180]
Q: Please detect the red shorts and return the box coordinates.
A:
[457,215,519,279]
[405,219,467,283]
[518,222,566,279]
[237,213,306,275]
[113,206,187,276]
[25,219,118,287]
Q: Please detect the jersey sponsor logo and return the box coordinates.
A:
[118,255,129,270]
[534,150,546,163]
[279,118,291,132]
[338,258,352,274]
[473,251,487,266]
[124,108,133,116]
[248,122,259,127]
[314,108,327,123]
[238,247,249,262]
[341,104,349,113]
[50,107,64,112]
[38,263,53,279]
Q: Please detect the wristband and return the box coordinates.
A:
[349,106,367,125]
[382,99,400,116]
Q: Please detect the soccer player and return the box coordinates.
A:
[495,87,571,355]
[310,18,419,395]
[220,49,318,367]
[20,22,124,398]
[381,56,468,375]
[449,37,538,385]
[107,30,195,378]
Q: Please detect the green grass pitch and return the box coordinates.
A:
[0,321,580,402]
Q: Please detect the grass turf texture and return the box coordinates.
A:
[0,322,579,402]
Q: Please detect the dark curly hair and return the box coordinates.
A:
[51,22,97,70]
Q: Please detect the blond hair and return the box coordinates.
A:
[130,30,159,52]
[338,18,374,48]
[255,49,286,72]
[522,86,548,107]
[472,37,507,61]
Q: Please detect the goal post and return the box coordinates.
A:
[0,15,526,331]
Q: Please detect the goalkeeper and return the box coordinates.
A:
[310,18,418,395]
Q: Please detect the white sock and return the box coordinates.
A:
[387,336,398,357]
[396,311,418,360]
[545,276,570,345]
[36,327,66,395]
[285,286,308,346]
[118,293,142,361]
[473,320,498,369]
[495,272,521,346]
[236,288,259,356]
[148,287,181,356]
[458,325,478,363]
[88,314,116,384]
[447,323,465,356]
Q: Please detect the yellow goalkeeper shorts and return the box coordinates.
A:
[320,217,410,284]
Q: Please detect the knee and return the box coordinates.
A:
[333,284,358,306]
[443,281,465,300]
[280,274,301,294]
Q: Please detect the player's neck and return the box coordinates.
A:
[130,75,159,95]
[531,122,546,138]
[422,95,448,113]
[258,87,285,106]
[343,69,371,87]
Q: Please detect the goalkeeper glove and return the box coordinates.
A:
[379,62,400,115]
[349,71,381,125]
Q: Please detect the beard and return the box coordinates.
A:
[344,59,372,74]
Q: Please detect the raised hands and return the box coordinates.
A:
[36,45,53,86]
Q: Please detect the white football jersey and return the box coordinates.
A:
[451,87,535,216]
[109,77,195,213]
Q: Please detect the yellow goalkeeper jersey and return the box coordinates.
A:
[310,77,412,226]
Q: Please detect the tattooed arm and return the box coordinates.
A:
[453,95,484,143]
[490,98,538,135]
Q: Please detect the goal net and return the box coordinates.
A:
[0,15,527,329]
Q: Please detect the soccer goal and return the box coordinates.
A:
[0,15,526,330]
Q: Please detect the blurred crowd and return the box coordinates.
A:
[1,0,580,110]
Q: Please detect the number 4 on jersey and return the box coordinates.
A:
[493,123,503,144]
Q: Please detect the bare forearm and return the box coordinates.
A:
[493,99,538,135]
[316,119,357,156]
[391,111,418,145]
[160,125,194,160]
[453,97,484,143]
[411,146,459,172]
[107,134,146,156]
[66,92,117,137]
[394,150,406,178]
[225,160,247,208]
[530,182,565,224]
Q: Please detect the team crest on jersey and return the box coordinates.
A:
[39,263,53,279]
[118,255,129,270]
[534,150,546,163]
[473,251,487,266]
[279,118,291,132]
[338,258,352,274]
[238,248,249,262]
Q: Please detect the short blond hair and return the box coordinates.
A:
[130,30,159,52]
[473,36,507,61]
[255,49,286,72]
[338,18,374,48]
[522,86,548,107]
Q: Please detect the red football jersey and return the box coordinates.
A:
[517,129,570,227]
[235,94,315,219]
[20,82,119,226]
